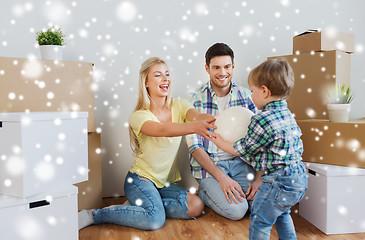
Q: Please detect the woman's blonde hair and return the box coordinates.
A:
[129,57,171,154]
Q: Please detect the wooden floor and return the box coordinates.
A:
[79,197,365,240]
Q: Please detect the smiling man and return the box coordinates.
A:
[186,43,260,220]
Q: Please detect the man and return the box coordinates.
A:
[186,43,260,220]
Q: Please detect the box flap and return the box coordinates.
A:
[295,29,319,37]
[305,162,365,177]
[0,111,88,122]
[0,185,78,209]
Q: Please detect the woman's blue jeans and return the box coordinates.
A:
[92,171,192,230]
[249,161,308,240]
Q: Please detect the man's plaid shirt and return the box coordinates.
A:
[186,81,257,179]
[233,100,303,172]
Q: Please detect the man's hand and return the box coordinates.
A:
[219,175,246,204]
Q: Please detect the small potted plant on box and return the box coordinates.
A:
[36,26,65,60]
[327,84,354,122]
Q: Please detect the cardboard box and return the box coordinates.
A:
[269,51,351,120]
[298,119,365,168]
[0,112,88,198]
[0,185,78,240]
[75,132,103,211]
[293,30,355,54]
[299,163,365,234]
[0,57,95,132]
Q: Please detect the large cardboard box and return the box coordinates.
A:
[299,163,365,234]
[0,185,78,240]
[269,51,351,120]
[0,57,95,132]
[293,30,355,54]
[75,132,103,211]
[298,119,365,168]
[0,112,88,198]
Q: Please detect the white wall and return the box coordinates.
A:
[1,0,364,197]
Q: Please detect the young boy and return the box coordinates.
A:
[211,58,308,240]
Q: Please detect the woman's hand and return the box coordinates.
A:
[191,118,216,140]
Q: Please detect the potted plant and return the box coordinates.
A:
[327,84,354,122]
[36,26,65,60]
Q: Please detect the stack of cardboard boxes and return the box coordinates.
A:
[0,57,102,209]
[268,30,362,168]
[270,30,365,235]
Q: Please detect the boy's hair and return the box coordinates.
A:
[205,43,234,66]
[248,58,294,98]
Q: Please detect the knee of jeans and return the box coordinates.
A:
[187,193,204,218]
[145,213,166,230]
[224,201,248,221]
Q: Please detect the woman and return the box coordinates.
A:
[79,57,216,230]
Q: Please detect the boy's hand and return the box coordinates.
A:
[210,133,239,156]
[210,133,224,147]
[246,175,263,200]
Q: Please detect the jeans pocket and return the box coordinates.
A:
[274,184,305,209]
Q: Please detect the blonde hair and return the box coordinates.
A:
[129,57,172,154]
[248,58,294,98]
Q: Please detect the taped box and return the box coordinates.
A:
[75,132,103,211]
[269,50,350,120]
[298,119,365,168]
[0,57,95,132]
[293,29,355,54]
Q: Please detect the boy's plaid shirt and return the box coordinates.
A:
[233,100,303,172]
[186,81,257,179]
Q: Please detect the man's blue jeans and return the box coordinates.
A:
[249,161,308,240]
[197,157,256,220]
[92,171,193,230]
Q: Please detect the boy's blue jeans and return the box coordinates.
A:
[249,161,307,240]
[197,157,256,220]
[92,171,192,230]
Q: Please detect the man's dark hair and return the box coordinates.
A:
[205,43,234,66]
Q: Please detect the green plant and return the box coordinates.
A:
[36,26,65,46]
[328,84,354,104]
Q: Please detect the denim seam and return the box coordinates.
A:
[96,179,161,223]
[127,180,160,215]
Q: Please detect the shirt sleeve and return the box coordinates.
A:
[129,111,153,137]
[233,115,273,160]
[176,98,194,120]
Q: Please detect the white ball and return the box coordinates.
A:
[215,106,255,142]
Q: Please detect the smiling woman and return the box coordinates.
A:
[145,62,171,99]
[78,57,217,231]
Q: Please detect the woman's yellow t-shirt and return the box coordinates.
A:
[129,98,193,188]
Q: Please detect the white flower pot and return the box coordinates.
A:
[39,45,63,60]
[327,104,351,123]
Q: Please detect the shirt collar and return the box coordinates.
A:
[204,80,234,98]
[262,99,287,111]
